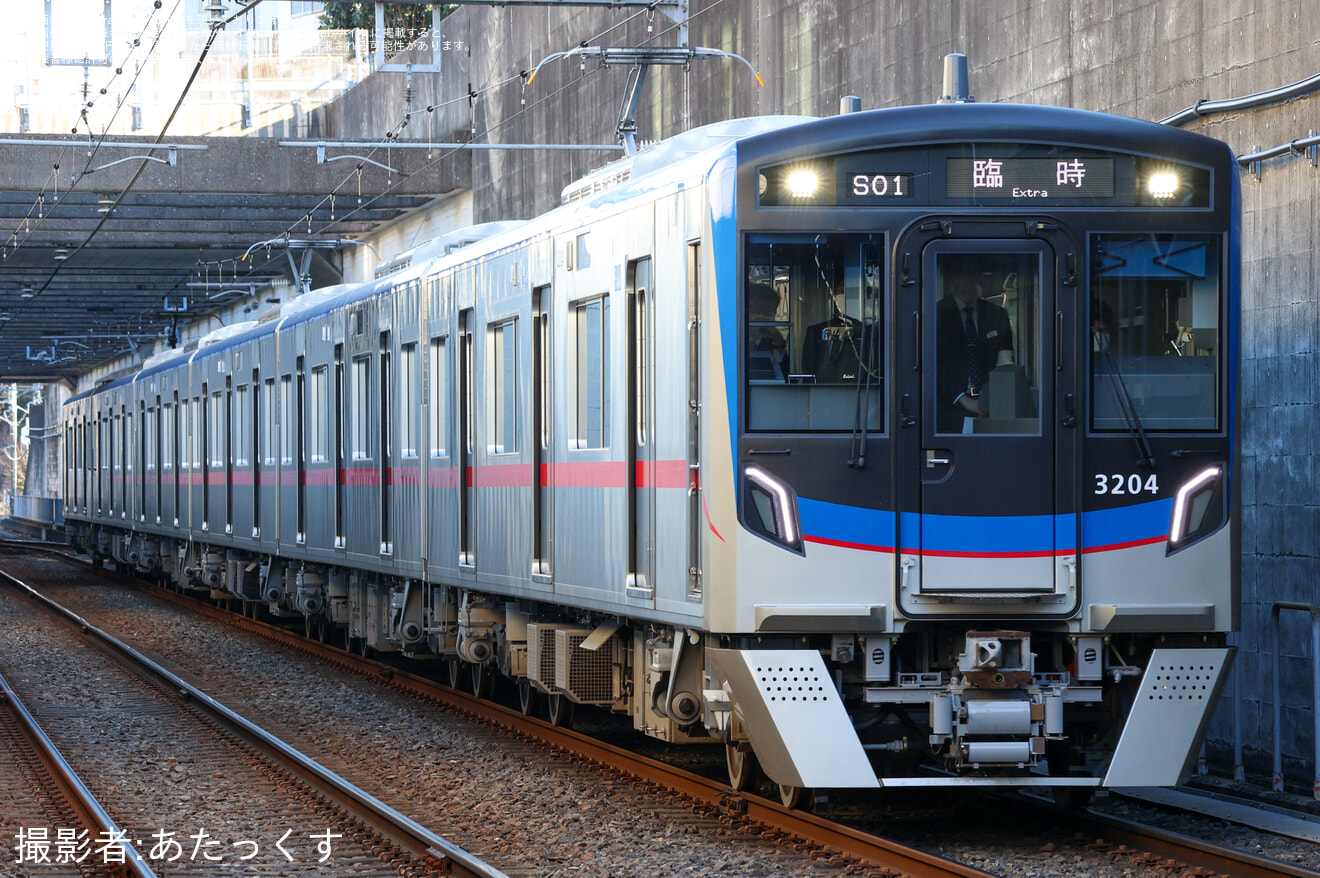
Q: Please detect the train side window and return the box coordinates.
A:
[209,391,226,468]
[572,296,609,449]
[1090,233,1221,432]
[352,354,373,460]
[280,375,294,465]
[488,318,518,454]
[400,342,419,458]
[234,384,250,466]
[309,366,328,462]
[145,405,157,472]
[744,234,883,432]
[162,403,174,470]
[262,378,276,466]
[429,336,448,457]
[189,398,200,471]
[179,402,190,472]
[65,424,72,505]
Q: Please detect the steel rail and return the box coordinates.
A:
[0,561,506,878]
[93,570,994,878]
[1049,806,1319,878]
[0,668,157,878]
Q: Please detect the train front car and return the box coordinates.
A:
[704,103,1238,801]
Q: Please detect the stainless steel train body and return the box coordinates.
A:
[64,104,1239,799]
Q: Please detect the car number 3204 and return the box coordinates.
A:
[1094,473,1159,495]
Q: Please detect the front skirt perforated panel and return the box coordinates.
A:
[710,648,879,789]
[1103,647,1233,787]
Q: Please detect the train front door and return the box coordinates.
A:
[902,236,1078,597]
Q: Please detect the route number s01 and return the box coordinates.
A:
[849,173,914,198]
[1094,473,1158,495]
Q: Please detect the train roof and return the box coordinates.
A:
[393,115,821,278]
[373,221,530,280]
[733,102,1236,168]
[559,116,818,205]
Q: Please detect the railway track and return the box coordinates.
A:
[1040,804,1319,878]
[3,542,1315,878]
[0,559,503,878]
[118,579,987,876]
[1,667,146,878]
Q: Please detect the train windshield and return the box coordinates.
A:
[1090,233,1222,432]
[933,250,1042,435]
[744,234,883,431]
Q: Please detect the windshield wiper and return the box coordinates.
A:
[1095,332,1156,468]
[848,319,880,469]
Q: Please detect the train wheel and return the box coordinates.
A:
[446,658,464,690]
[341,627,355,653]
[303,615,314,639]
[470,662,493,699]
[546,693,575,728]
[778,783,809,810]
[517,680,540,716]
[725,742,760,792]
[315,620,330,644]
[1052,785,1094,810]
[1046,741,1095,809]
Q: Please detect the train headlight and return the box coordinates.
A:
[786,170,820,199]
[1168,464,1225,553]
[741,463,804,554]
[1147,172,1180,200]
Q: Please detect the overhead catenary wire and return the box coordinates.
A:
[200,1,668,275]
[268,0,734,245]
[3,0,186,259]
[80,0,734,340]
[0,0,266,326]
[19,0,736,365]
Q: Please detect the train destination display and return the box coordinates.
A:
[946,156,1115,198]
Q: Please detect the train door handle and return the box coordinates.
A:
[1055,311,1064,370]
[1062,393,1077,428]
[910,313,920,372]
[925,450,951,468]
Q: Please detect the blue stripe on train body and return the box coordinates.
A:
[796,496,1174,556]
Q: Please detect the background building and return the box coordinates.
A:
[2,0,353,136]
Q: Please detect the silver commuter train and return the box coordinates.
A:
[64,102,1239,804]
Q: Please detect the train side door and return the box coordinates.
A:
[531,284,554,583]
[626,257,656,600]
[898,235,1078,599]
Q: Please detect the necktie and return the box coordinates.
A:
[964,304,984,393]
